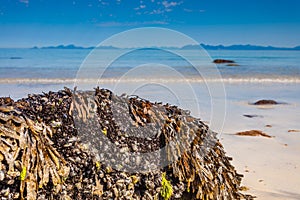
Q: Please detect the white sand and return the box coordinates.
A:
[218,83,300,199]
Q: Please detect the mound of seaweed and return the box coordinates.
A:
[0,88,254,200]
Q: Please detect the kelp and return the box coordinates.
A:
[0,105,69,200]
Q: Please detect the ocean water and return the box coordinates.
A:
[0,48,300,83]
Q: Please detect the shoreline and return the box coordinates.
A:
[1,77,300,84]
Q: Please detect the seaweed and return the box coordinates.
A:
[161,172,173,200]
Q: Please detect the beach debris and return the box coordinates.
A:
[265,125,272,128]
[0,88,255,199]
[236,130,272,138]
[213,59,235,64]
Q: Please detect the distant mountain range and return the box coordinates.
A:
[184,44,300,50]
[32,44,91,49]
[32,44,117,50]
[199,44,300,50]
[32,44,300,51]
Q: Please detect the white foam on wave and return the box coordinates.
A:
[0,77,300,84]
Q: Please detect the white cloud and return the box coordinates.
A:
[183,8,192,12]
[149,9,164,15]
[162,1,182,8]
[97,20,168,27]
[98,0,109,6]
[135,0,183,16]
[19,0,29,5]
[183,8,206,13]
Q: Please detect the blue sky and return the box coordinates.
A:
[1,0,300,47]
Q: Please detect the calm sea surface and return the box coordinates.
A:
[0,48,299,82]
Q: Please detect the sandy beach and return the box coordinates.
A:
[220,83,300,199]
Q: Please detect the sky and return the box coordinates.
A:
[0,0,300,48]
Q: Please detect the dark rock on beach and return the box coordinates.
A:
[213,59,235,64]
[243,114,263,118]
[253,99,279,105]
[0,88,255,200]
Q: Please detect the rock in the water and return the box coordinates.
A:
[213,59,235,64]
[10,57,23,59]
[0,88,255,200]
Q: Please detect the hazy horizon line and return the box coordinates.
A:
[1,43,300,49]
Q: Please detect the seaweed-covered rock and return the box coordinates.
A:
[0,88,255,199]
[253,99,278,105]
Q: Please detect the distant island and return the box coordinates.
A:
[184,44,300,51]
[32,44,300,51]
[32,44,117,50]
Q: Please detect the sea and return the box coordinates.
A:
[1,48,300,81]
